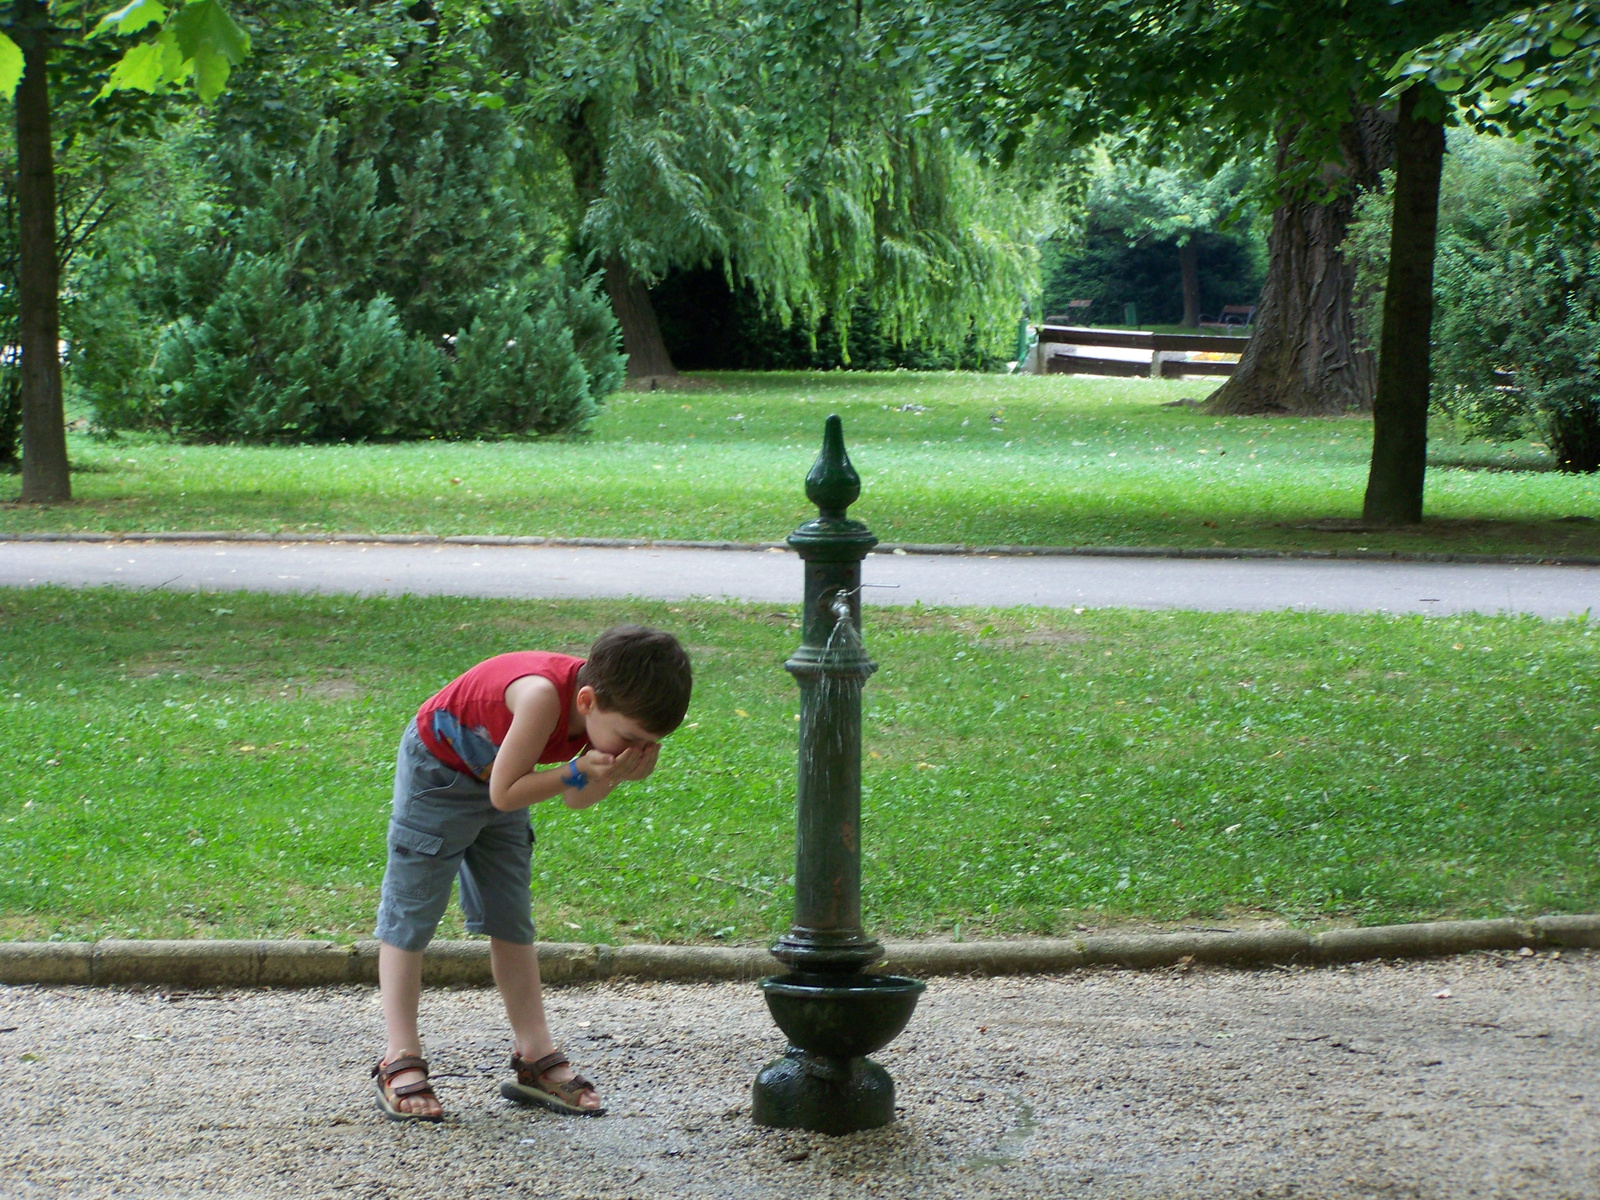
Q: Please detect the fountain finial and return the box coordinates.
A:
[805,414,860,519]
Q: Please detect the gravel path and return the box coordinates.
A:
[4,951,1595,1199]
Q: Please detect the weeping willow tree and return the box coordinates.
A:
[493,0,1040,380]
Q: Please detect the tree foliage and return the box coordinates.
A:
[1350,130,1600,472]
[494,0,1045,371]
[1048,146,1262,326]
[1397,1,1600,139]
[0,0,251,493]
[72,0,620,443]
[0,0,250,106]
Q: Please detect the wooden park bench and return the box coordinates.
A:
[1035,325,1249,379]
[1199,304,1255,329]
[1043,298,1094,325]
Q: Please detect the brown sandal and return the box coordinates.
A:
[500,1050,606,1117]
[372,1055,444,1123]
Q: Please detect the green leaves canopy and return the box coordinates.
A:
[1395,1,1600,140]
[1081,151,1256,247]
[0,0,250,104]
[497,0,1043,356]
[919,1,1518,190]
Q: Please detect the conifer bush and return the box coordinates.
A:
[446,273,623,437]
[77,112,621,444]
[151,259,443,443]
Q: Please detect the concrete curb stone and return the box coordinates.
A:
[3,915,1596,989]
[4,529,1598,568]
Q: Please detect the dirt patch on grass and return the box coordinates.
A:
[0,915,51,940]
[984,629,1092,649]
[297,678,364,701]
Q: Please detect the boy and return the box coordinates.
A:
[371,624,692,1123]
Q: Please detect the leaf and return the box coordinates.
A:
[0,32,21,101]
[95,39,170,98]
[170,0,249,62]
[91,0,167,38]
[169,0,251,102]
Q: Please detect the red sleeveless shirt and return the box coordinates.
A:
[415,652,588,781]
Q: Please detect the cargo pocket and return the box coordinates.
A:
[389,820,444,857]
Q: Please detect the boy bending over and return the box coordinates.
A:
[371,624,692,1122]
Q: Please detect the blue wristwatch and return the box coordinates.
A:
[562,757,588,790]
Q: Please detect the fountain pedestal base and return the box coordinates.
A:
[752,1047,894,1134]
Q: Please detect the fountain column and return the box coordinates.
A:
[752,414,924,1135]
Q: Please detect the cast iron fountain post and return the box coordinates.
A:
[752,414,925,1135]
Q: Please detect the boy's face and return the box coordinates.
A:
[576,686,666,756]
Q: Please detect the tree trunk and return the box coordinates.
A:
[1178,239,1200,329]
[1208,111,1392,417]
[14,0,69,503]
[1362,88,1445,526]
[557,101,678,382]
[603,256,677,380]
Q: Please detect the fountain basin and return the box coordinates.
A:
[760,972,926,1060]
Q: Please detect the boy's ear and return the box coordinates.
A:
[575,685,597,714]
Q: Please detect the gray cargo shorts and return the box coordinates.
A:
[374,723,535,951]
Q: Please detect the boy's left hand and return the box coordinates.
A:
[623,743,660,781]
[582,743,659,786]
[606,743,659,783]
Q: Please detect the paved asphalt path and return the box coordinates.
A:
[4,537,1600,618]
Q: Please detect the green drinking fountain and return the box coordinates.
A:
[751,414,925,1135]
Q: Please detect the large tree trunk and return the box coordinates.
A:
[557,102,679,383]
[14,0,68,503]
[1178,239,1200,329]
[602,256,677,380]
[1208,111,1391,416]
[1362,88,1445,526]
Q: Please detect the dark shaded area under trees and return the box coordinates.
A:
[1040,232,1263,327]
[649,267,1004,372]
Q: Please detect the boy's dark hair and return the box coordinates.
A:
[576,625,692,734]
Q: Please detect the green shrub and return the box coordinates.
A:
[1502,242,1600,473]
[447,270,622,437]
[83,110,621,443]
[152,257,444,443]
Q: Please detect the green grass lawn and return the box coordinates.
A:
[3,588,1595,944]
[4,371,1597,558]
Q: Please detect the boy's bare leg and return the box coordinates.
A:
[377,941,443,1118]
[490,937,602,1110]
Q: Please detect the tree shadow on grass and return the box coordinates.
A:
[1287,514,1600,557]
[1427,448,1559,473]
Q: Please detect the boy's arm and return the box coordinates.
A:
[489,677,570,812]
[488,677,648,812]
